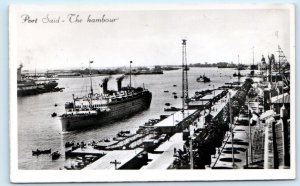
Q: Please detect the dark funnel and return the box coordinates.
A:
[116,75,125,91]
[102,77,110,94]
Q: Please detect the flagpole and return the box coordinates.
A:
[248,98,253,163]
[89,61,94,108]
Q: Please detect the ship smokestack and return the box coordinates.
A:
[18,64,23,70]
[17,64,23,82]
[102,77,110,94]
[116,75,125,91]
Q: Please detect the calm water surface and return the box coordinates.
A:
[18,67,243,169]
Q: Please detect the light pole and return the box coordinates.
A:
[229,92,235,168]
[189,133,193,169]
[213,85,215,96]
[110,159,121,170]
[248,98,253,163]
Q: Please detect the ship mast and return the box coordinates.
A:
[89,61,94,96]
[237,55,240,85]
[129,61,132,88]
[89,61,94,109]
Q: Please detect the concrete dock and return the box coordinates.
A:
[142,133,185,169]
[84,149,143,170]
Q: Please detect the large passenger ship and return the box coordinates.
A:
[60,61,152,131]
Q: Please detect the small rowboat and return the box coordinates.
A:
[32,149,51,156]
[51,151,61,160]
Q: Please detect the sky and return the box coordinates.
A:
[13,6,292,70]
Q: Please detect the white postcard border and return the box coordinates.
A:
[9,3,296,183]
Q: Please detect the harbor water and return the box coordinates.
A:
[18,67,242,170]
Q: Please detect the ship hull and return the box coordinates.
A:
[17,88,39,96]
[17,81,59,97]
[61,92,152,131]
[43,81,58,89]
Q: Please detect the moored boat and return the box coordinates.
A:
[65,141,75,148]
[233,72,243,77]
[32,148,51,156]
[196,74,211,83]
[51,151,61,160]
[164,107,181,111]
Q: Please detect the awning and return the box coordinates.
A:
[271,93,290,104]
[260,110,274,120]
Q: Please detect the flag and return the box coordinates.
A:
[90,61,93,63]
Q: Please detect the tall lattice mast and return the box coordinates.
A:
[182,39,189,112]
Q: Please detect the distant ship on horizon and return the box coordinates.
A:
[17,64,59,96]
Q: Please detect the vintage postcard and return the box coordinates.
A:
[9,4,295,182]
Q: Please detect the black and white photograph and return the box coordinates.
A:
[9,4,295,182]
